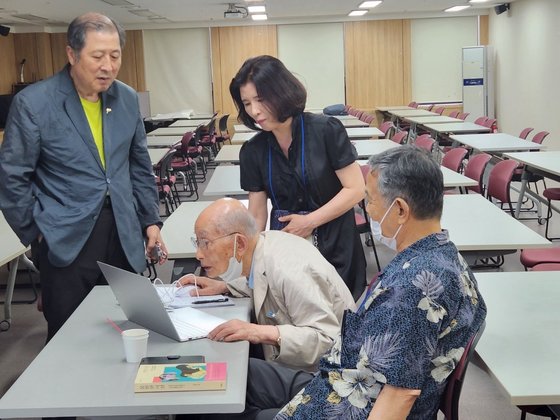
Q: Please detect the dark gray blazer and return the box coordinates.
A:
[0,66,161,272]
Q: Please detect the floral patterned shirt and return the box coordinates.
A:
[276,231,487,420]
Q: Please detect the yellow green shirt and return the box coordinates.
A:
[80,97,105,169]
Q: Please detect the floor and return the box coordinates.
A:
[0,164,558,420]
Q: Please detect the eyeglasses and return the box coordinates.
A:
[191,232,239,250]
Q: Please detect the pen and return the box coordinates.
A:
[192,298,229,305]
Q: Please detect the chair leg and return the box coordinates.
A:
[544,199,560,240]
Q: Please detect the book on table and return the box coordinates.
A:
[134,357,227,393]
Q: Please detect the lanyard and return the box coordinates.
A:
[268,115,305,209]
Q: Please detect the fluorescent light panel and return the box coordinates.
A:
[100,0,135,6]
[128,9,157,17]
[348,10,368,16]
[469,0,489,2]
[359,1,382,8]
[248,5,266,13]
[251,14,267,20]
[444,5,471,12]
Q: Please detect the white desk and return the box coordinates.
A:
[389,109,438,118]
[147,148,171,165]
[147,136,182,148]
[332,115,360,121]
[150,127,193,136]
[475,271,560,405]
[203,166,245,197]
[346,127,383,139]
[376,105,414,112]
[0,286,251,417]
[340,119,369,128]
[231,132,256,145]
[450,133,546,153]
[503,151,560,217]
[215,145,243,163]
[424,122,491,135]
[441,194,550,251]
[233,124,256,133]
[352,139,401,158]
[0,213,29,329]
[170,120,209,128]
[404,115,463,125]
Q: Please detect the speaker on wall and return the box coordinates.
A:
[494,3,510,15]
[0,25,10,36]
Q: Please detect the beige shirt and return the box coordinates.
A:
[227,231,356,372]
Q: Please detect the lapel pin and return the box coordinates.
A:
[106,107,112,114]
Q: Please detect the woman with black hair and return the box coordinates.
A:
[230,55,366,298]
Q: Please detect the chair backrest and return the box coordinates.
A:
[379,121,394,137]
[433,106,445,115]
[425,104,434,111]
[474,116,488,125]
[408,101,419,108]
[448,110,460,118]
[218,114,230,133]
[363,114,375,124]
[464,153,491,194]
[482,118,496,129]
[518,127,534,140]
[486,159,519,213]
[531,130,550,145]
[415,136,435,152]
[438,321,486,420]
[391,130,408,145]
[442,147,469,173]
[457,112,470,120]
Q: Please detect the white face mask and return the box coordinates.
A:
[370,200,403,251]
[217,234,244,283]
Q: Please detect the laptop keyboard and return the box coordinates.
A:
[170,316,209,340]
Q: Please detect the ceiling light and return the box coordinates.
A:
[469,0,489,2]
[100,0,135,6]
[12,14,48,21]
[348,10,368,17]
[444,5,471,12]
[251,13,267,20]
[248,5,266,13]
[128,9,157,17]
[359,1,382,8]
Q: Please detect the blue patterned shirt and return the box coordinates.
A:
[276,231,487,420]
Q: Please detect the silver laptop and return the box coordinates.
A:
[98,262,226,342]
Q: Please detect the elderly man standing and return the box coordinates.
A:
[0,13,166,341]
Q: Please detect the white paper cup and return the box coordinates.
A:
[121,328,149,363]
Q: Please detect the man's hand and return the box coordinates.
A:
[208,319,271,344]
[145,224,168,264]
[177,275,228,296]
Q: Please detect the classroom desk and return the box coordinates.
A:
[170,119,209,128]
[332,115,360,121]
[147,136,182,148]
[147,148,170,165]
[215,145,243,163]
[0,287,252,418]
[389,109,438,118]
[450,133,546,153]
[0,212,29,329]
[423,122,491,136]
[203,166,245,197]
[440,194,550,251]
[503,151,560,218]
[475,271,560,405]
[231,132,256,144]
[150,127,192,136]
[339,119,369,128]
[376,105,415,112]
[352,139,401,158]
[346,127,383,139]
[233,124,256,133]
[404,115,463,125]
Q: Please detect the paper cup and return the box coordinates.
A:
[122,328,149,363]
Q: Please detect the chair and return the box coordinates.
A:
[511,131,550,198]
[518,127,534,140]
[425,104,434,111]
[153,149,180,216]
[362,113,375,124]
[486,159,519,216]
[433,321,486,420]
[464,153,491,195]
[483,118,497,129]
[354,165,381,271]
[474,116,488,125]
[543,188,560,240]
[520,247,560,270]
[532,263,560,271]
[442,147,469,173]
[379,121,394,138]
[408,101,419,108]
[390,130,408,145]
[448,110,460,118]
[433,106,445,115]
[215,114,231,148]
[518,405,558,420]
[415,136,435,152]
[457,112,470,120]
[531,130,550,145]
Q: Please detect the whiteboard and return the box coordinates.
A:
[411,17,478,103]
[278,23,345,109]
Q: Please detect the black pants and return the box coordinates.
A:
[40,205,133,342]
[178,358,315,420]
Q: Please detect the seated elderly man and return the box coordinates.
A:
[179,198,355,373]
[271,146,487,419]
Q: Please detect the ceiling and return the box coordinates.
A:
[0,0,514,32]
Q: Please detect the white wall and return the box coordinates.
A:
[411,16,478,103]
[277,23,345,109]
[489,0,560,149]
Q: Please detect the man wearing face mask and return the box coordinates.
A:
[178,198,355,373]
